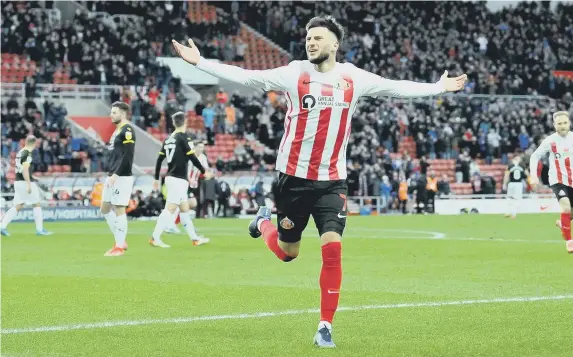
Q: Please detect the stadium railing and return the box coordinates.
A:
[2,83,122,101]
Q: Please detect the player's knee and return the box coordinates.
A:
[320,231,342,246]
[15,204,24,211]
[559,198,572,212]
[319,224,343,246]
[165,204,178,214]
[277,238,300,261]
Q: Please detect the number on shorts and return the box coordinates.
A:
[165,144,176,163]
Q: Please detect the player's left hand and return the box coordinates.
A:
[439,71,468,92]
[107,174,118,188]
[172,39,201,65]
[530,176,539,190]
[153,180,160,192]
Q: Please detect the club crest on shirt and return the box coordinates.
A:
[280,217,295,230]
[125,131,132,141]
[335,77,351,90]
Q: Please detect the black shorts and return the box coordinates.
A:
[188,187,199,198]
[551,184,573,205]
[274,172,347,243]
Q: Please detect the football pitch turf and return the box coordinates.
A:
[1,214,572,357]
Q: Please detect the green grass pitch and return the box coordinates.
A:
[1,214,572,357]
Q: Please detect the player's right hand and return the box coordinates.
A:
[530,176,539,190]
[26,183,31,194]
[172,39,200,65]
[153,180,160,192]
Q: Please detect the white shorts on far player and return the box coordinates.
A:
[151,176,209,248]
[0,182,53,236]
[505,182,524,218]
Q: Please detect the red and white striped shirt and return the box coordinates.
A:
[188,153,208,188]
[530,131,573,187]
[197,58,445,181]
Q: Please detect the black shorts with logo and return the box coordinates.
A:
[274,172,348,243]
[551,184,573,205]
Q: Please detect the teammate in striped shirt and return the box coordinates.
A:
[529,111,573,253]
[173,16,467,347]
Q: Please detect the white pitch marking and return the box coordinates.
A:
[4,227,560,244]
[2,295,571,335]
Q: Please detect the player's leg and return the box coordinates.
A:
[551,184,573,253]
[250,206,307,261]
[164,206,181,234]
[100,177,117,238]
[150,202,176,248]
[248,173,309,261]
[505,183,518,218]
[311,184,347,348]
[152,177,184,247]
[1,181,28,235]
[179,200,209,246]
[0,198,24,236]
[104,177,134,256]
[30,183,52,235]
[558,196,572,253]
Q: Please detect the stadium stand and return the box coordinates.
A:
[218,1,573,98]
[1,1,571,213]
[0,95,108,206]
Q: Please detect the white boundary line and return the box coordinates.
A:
[2,295,571,335]
[5,226,561,244]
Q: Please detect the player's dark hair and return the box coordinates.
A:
[306,16,345,43]
[111,101,130,115]
[172,111,186,128]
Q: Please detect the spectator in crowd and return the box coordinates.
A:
[202,170,217,218]
[216,180,231,217]
[437,174,451,198]
[230,1,571,99]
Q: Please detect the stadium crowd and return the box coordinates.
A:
[2,1,572,215]
[0,96,109,176]
[226,1,572,98]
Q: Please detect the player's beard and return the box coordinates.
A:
[309,51,330,65]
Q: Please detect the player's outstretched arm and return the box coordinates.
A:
[360,69,467,98]
[172,39,290,91]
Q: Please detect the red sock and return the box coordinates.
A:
[260,220,293,262]
[175,214,180,224]
[561,213,571,241]
[320,242,342,324]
